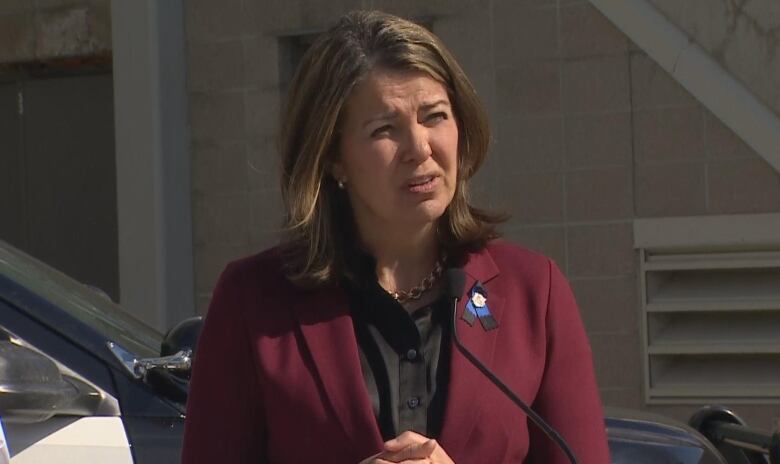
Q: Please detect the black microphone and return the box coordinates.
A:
[444,268,466,306]
[444,269,579,464]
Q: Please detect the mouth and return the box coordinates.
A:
[406,175,439,193]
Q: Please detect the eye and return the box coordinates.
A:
[371,125,392,138]
[425,112,448,123]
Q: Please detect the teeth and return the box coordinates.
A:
[410,176,432,186]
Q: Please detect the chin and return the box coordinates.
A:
[405,199,449,225]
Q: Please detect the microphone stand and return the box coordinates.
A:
[449,294,579,464]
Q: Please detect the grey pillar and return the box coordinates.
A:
[111,0,194,331]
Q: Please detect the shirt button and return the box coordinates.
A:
[407,397,421,409]
[405,348,418,361]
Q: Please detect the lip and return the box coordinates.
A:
[406,174,440,193]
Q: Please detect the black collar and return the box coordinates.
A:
[343,250,446,353]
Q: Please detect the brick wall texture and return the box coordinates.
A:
[183,0,780,428]
[649,0,780,118]
[0,0,110,64]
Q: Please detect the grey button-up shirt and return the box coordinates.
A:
[345,258,451,441]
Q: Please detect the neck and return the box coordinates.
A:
[356,220,441,295]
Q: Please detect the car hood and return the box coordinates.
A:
[605,407,727,464]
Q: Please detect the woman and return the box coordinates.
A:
[182,10,610,464]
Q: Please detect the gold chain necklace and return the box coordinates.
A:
[388,260,444,304]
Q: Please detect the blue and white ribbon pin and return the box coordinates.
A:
[463,282,498,331]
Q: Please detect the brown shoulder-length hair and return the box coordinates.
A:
[280,10,504,288]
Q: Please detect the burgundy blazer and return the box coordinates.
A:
[181,241,611,463]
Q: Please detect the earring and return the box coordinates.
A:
[337,179,346,189]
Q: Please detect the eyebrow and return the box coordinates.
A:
[361,100,451,128]
[362,110,398,128]
[419,99,451,111]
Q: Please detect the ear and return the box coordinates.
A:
[330,160,346,183]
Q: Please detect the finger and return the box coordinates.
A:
[379,439,436,462]
[357,452,386,464]
[374,459,417,464]
[428,443,455,464]
[369,455,400,464]
[384,431,428,451]
[375,459,431,464]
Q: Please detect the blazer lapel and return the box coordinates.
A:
[439,248,505,455]
[290,287,383,454]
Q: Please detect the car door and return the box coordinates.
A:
[0,240,187,463]
[0,284,187,463]
[0,306,133,463]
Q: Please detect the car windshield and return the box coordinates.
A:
[0,239,162,358]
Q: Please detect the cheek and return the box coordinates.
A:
[434,127,459,176]
[340,141,398,198]
[345,145,394,180]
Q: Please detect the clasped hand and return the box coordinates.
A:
[359,431,455,464]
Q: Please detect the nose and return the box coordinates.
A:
[401,123,433,164]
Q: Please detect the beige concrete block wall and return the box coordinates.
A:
[0,0,110,63]
[185,0,780,428]
[184,0,287,315]
[649,0,780,116]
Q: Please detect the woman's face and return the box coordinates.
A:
[333,68,459,234]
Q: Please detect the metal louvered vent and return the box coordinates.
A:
[634,214,780,404]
